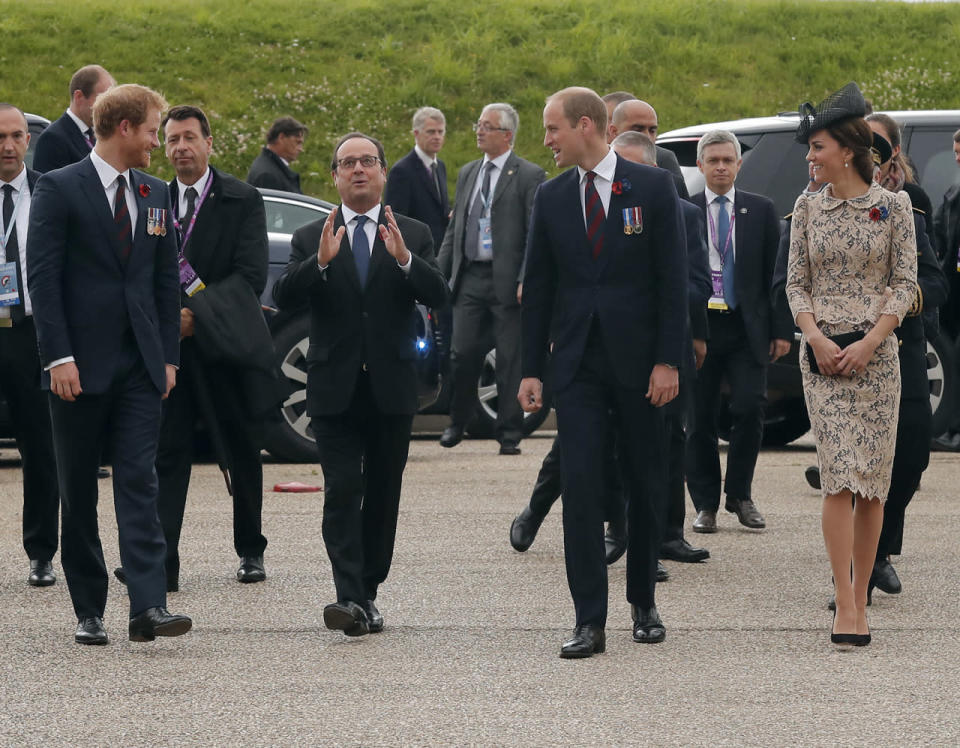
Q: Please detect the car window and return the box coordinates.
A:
[263,197,328,234]
[904,127,960,215]
[25,122,46,170]
[735,132,810,217]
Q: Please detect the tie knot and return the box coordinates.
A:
[2,184,12,198]
[586,171,597,184]
[355,215,368,228]
[714,194,728,205]
[185,186,198,200]
[116,174,127,192]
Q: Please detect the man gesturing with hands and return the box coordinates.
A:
[273,133,448,637]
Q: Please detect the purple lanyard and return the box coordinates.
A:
[706,201,736,265]
[172,175,213,253]
[0,187,24,255]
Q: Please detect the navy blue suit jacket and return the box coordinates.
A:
[32,112,92,173]
[681,199,712,343]
[384,149,449,250]
[522,156,687,392]
[26,156,181,394]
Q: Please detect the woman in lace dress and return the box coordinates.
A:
[786,83,917,646]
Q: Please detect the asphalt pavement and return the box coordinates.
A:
[0,433,957,746]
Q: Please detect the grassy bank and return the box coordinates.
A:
[5,0,960,197]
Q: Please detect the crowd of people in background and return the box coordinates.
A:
[1,64,956,656]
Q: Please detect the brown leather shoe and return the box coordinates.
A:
[692,510,717,533]
[725,498,766,529]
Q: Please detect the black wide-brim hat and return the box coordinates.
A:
[872,131,893,165]
[795,82,867,144]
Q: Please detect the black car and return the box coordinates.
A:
[658,110,960,444]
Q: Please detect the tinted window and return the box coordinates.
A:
[25,122,46,170]
[904,127,960,215]
[735,131,810,217]
[263,198,328,234]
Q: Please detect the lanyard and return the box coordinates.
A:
[0,186,25,255]
[173,175,213,253]
[707,199,736,265]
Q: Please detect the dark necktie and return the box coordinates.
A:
[2,184,25,323]
[85,128,95,150]
[353,214,370,286]
[180,186,198,240]
[430,161,442,202]
[114,174,133,263]
[584,171,605,260]
[464,161,494,261]
[716,195,736,309]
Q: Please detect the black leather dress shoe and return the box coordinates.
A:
[323,601,369,637]
[631,605,666,643]
[499,440,521,455]
[439,425,464,448]
[128,607,192,642]
[97,466,111,479]
[114,566,178,593]
[28,560,56,587]
[75,616,108,645]
[237,555,266,583]
[725,498,765,529]
[804,465,821,490]
[604,529,627,565]
[560,625,605,659]
[361,601,384,633]
[656,561,669,583]
[509,506,545,552]
[871,558,902,594]
[660,538,710,563]
[692,510,717,533]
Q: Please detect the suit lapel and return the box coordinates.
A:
[77,157,124,267]
[365,209,391,287]
[128,170,150,269]
[64,114,92,157]
[733,190,746,289]
[556,168,592,273]
[413,151,443,208]
[490,152,517,209]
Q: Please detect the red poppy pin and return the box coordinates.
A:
[869,206,888,222]
[611,178,632,196]
[139,183,151,198]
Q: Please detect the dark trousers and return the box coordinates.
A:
[311,373,413,604]
[686,311,767,510]
[48,336,167,618]
[555,328,665,627]
[878,396,931,560]
[661,387,690,543]
[156,346,267,577]
[449,263,523,443]
[0,318,59,562]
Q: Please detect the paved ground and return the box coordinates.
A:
[0,432,958,746]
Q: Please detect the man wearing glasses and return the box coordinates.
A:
[438,104,545,455]
[272,133,448,637]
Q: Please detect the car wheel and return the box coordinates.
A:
[465,348,552,438]
[262,314,317,463]
[929,332,955,435]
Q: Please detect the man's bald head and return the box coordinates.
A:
[611,130,657,167]
[609,99,659,145]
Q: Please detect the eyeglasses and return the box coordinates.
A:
[472,122,510,133]
[336,155,382,170]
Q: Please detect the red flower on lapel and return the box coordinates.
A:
[611,179,631,195]
[139,183,151,198]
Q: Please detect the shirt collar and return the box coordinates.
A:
[481,149,511,172]
[705,185,736,205]
[340,202,381,227]
[65,108,90,136]
[0,165,27,191]
[820,181,881,211]
[90,148,130,191]
[414,144,437,169]
[176,167,211,200]
[577,147,617,184]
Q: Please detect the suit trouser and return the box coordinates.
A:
[449,263,523,442]
[156,349,267,576]
[48,336,167,618]
[661,386,691,543]
[686,310,767,510]
[878,396,931,560]
[311,372,413,604]
[555,329,665,627]
[0,318,60,562]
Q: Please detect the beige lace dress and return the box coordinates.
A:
[786,183,917,500]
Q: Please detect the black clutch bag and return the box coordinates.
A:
[806,330,865,375]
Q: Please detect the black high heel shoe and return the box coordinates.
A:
[831,610,871,646]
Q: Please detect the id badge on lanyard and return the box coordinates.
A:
[0,188,23,310]
[707,202,735,311]
[173,178,212,296]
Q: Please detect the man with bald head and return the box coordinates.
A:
[33,65,115,173]
[606,97,688,199]
[520,86,686,658]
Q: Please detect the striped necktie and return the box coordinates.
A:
[585,171,605,260]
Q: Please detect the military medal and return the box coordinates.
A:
[622,206,642,235]
[147,208,168,237]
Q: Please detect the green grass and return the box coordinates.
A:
[5,0,960,198]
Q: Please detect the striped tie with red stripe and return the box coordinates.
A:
[585,171,605,260]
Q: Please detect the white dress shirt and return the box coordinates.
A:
[319,203,412,274]
[65,108,94,144]
[0,166,33,317]
[175,167,211,221]
[704,185,737,272]
[576,147,617,225]
[468,149,511,208]
[414,144,438,172]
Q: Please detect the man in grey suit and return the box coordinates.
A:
[438,103,545,455]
